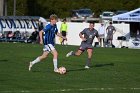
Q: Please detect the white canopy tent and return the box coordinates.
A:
[39,17,48,27]
[113,8,140,49]
[112,8,140,22]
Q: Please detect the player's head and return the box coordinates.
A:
[63,18,66,23]
[109,22,112,25]
[89,22,95,30]
[101,23,104,26]
[63,18,66,22]
[50,14,58,25]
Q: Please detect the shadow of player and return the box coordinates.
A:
[93,63,114,67]
[67,63,114,72]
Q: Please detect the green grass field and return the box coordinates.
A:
[0,42,140,93]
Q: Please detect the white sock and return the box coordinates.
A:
[65,41,68,45]
[31,57,40,65]
[53,59,58,70]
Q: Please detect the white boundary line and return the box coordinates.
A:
[1,87,140,92]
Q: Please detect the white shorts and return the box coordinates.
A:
[43,44,55,53]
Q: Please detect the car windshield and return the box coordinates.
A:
[78,9,92,14]
[103,12,114,16]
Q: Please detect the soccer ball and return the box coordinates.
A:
[59,66,66,74]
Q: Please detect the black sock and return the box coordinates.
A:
[71,51,75,56]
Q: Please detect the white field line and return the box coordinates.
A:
[1,87,140,93]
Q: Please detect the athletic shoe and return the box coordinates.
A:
[85,66,90,69]
[66,51,73,57]
[29,62,33,71]
[54,68,60,73]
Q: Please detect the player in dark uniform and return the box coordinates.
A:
[106,22,116,47]
[66,22,100,69]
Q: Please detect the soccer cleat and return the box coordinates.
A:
[29,62,33,71]
[85,66,90,69]
[66,51,73,57]
[54,68,60,73]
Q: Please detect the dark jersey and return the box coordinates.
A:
[106,25,116,35]
[80,28,99,44]
[43,24,58,45]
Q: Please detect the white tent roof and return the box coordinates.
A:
[112,8,140,22]
[39,17,47,23]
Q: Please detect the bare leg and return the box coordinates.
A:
[29,51,49,71]
[66,49,83,57]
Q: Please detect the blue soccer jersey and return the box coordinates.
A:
[43,24,58,45]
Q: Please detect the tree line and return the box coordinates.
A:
[7,0,140,18]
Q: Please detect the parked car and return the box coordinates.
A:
[71,8,94,19]
[100,11,115,21]
[71,10,79,19]
[78,8,94,18]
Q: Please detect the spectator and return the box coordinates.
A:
[60,18,68,45]
[13,31,21,40]
[98,23,105,47]
[7,31,14,40]
[27,30,39,43]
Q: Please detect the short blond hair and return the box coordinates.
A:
[50,14,58,20]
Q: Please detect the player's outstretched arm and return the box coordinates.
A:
[57,32,67,40]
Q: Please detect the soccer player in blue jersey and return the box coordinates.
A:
[29,14,66,73]
[66,22,100,69]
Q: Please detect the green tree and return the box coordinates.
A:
[7,0,28,16]
[7,0,140,18]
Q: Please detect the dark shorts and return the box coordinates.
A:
[61,31,66,36]
[107,34,113,40]
[79,42,93,51]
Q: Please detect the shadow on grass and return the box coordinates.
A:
[31,63,114,72]
[32,70,41,72]
[93,63,114,67]
[67,63,114,72]
[0,59,8,62]
[67,68,86,72]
